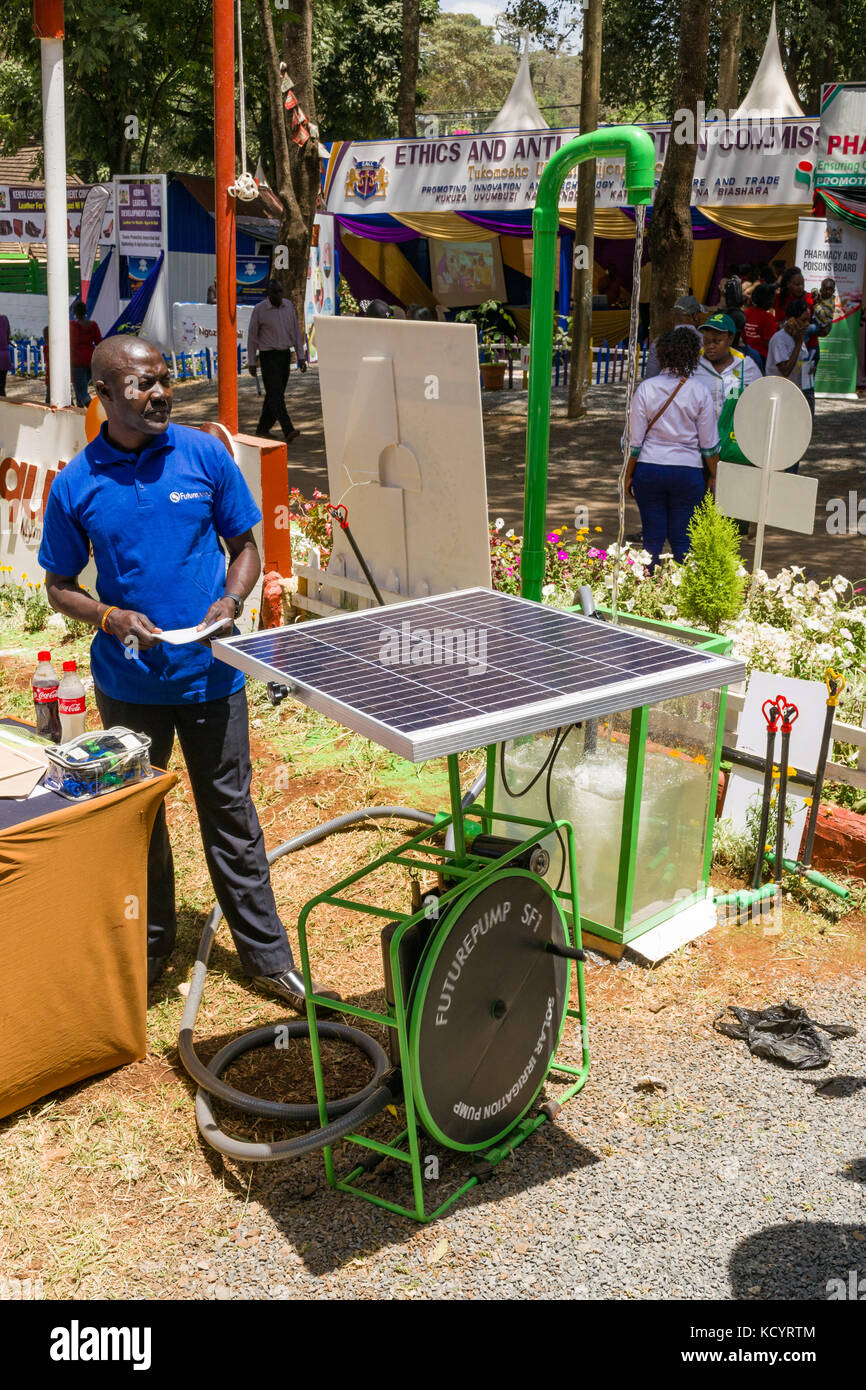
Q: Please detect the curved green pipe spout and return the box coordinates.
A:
[520,126,656,603]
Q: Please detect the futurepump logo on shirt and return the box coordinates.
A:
[168,490,209,503]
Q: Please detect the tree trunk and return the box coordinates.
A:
[254,0,320,329]
[648,0,712,338]
[566,0,602,420]
[717,2,742,112]
[397,0,421,138]
[813,0,842,115]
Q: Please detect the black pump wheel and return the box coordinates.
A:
[409,869,570,1151]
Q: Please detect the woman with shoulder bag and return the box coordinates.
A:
[625,328,720,571]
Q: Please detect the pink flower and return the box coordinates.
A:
[588,547,607,561]
[546,532,558,542]
[557,549,567,560]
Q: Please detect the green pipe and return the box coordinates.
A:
[714,884,777,908]
[764,851,850,899]
[521,126,656,603]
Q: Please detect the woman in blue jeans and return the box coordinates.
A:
[626,328,720,570]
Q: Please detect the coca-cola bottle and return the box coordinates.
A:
[31,650,61,742]
[58,660,87,742]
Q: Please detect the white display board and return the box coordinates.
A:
[715,375,817,574]
[172,301,254,354]
[313,316,491,604]
[723,670,832,862]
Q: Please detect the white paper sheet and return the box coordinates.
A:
[156,618,231,646]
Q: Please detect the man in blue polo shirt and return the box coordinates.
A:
[39,335,339,1009]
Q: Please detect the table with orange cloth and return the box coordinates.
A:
[0,747,176,1120]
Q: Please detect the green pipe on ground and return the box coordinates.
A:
[521,126,656,604]
[713,884,778,910]
[763,851,850,899]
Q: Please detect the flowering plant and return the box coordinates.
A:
[288,487,333,565]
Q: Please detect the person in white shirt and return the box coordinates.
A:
[626,329,720,570]
[696,311,762,415]
[247,278,308,443]
[766,297,814,399]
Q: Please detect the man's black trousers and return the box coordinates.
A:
[95,685,292,977]
[256,348,294,439]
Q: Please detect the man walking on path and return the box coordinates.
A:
[247,278,307,444]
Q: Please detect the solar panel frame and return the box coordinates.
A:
[213,588,746,762]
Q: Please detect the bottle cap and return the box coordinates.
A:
[38,650,51,661]
[62,660,77,672]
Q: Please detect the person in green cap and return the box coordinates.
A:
[696,311,762,418]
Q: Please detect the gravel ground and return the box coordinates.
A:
[163,965,865,1302]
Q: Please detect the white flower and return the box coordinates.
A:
[662,604,678,618]
[833,574,849,594]
[494,517,505,531]
[805,580,819,599]
[625,598,635,611]
[670,570,682,588]
[506,529,516,538]
[542,584,555,597]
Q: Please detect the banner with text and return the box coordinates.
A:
[115,175,167,257]
[0,184,115,244]
[796,214,866,398]
[324,118,819,216]
[304,214,335,363]
[815,83,866,191]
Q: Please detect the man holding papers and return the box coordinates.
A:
[39,335,339,1009]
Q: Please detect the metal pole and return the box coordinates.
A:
[751,396,777,577]
[213,0,238,432]
[35,0,71,408]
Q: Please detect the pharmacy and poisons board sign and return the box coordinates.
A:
[796,215,866,399]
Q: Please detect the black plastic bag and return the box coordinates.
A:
[713,1000,856,1069]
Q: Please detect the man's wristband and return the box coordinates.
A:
[100,605,118,633]
[224,592,244,619]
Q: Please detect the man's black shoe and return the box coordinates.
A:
[252,968,341,1016]
[284,427,301,443]
[147,955,169,989]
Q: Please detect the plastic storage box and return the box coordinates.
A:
[43,727,153,801]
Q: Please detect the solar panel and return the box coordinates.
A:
[213,589,746,762]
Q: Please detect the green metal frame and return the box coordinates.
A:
[284,130,736,1218]
[296,753,589,1223]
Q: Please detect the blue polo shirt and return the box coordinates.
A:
[38,422,262,705]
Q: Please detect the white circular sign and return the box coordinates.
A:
[733,375,813,472]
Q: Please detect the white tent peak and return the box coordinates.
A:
[732,3,806,119]
[485,39,549,133]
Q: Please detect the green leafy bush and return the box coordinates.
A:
[22,589,50,633]
[678,495,745,632]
